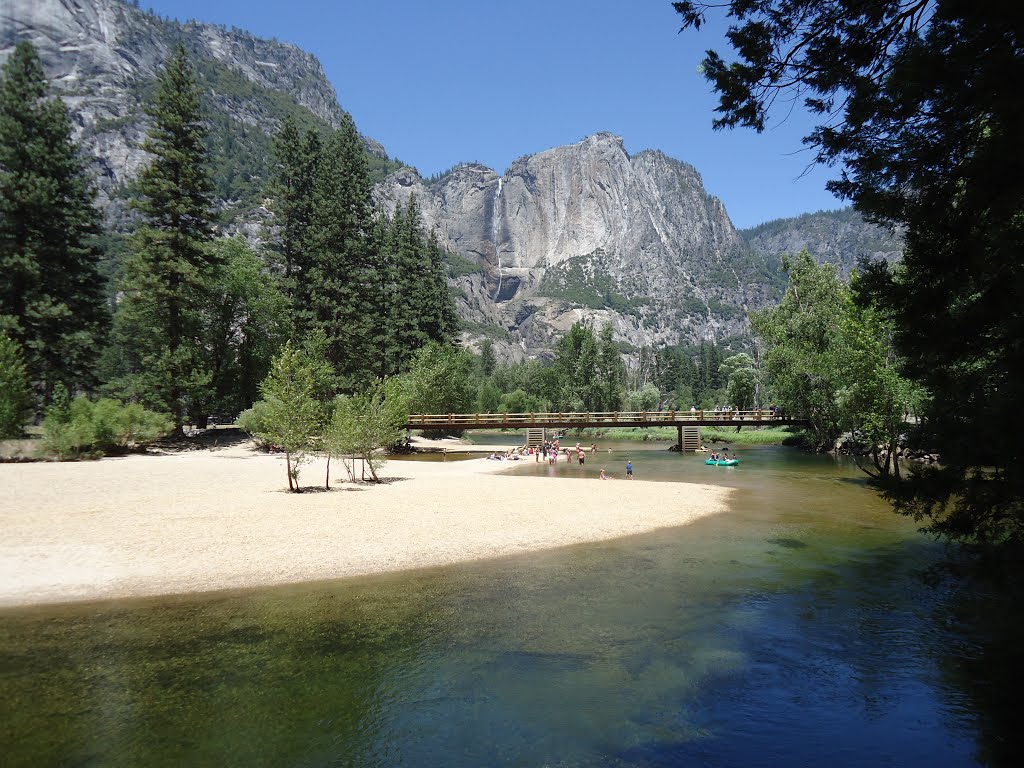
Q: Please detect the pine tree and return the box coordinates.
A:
[306,114,378,390]
[0,334,33,437]
[0,41,108,401]
[424,229,460,341]
[390,196,430,365]
[111,43,218,430]
[388,197,459,372]
[266,117,320,310]
[595,323,625,411]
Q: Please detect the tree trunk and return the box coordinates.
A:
[365,452,379,482]
[325,454,331,489]
[286,452,294,491]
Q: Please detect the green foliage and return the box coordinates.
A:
[236,399,273,448]
[835,277,926,478]
[382,196,460,375]
[538,250,646,314]
[40,395,171,459]
[110,44,219,431]
[186,57,401,215]
[479,340,496,377]
[203,238,292,418]
[265,116,320,302]
[676,1,1024,547]
[402,342,475,415]
[720,353,759,410]
[0,334,33,437]
[0,41,109,401]
[751,252,846,449]
[551,321,624,412]
[700,426,802,445]
[445,250,483,278]
[625,383,661,412]
[325,377,409,482]
[252,339,328,491]
[752,251,920,473]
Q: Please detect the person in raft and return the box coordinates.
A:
[599,468,609,480]
[625,460,633,479]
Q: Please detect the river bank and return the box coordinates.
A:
[0,440,732,607]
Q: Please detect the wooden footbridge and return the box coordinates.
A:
[404,410,808,452]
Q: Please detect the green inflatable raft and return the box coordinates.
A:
[705,458,740,466]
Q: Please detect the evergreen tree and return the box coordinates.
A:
[425,229,460,342]
[595,322,625,411]
[110,43,218,431]
[553,322,602,411]
[675,0,1024,548]
[0,334,33,437]
[265,117,320,309]
[0,41,108,401]
[479,339,497,377]
[306,114,378,390]
[390,196,430,366]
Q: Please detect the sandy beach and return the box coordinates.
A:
[0,440,732,607]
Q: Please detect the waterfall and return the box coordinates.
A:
[492,177,503,301]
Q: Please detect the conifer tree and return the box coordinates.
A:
[266,117,320,311]
[370,209,401,377]
[424,229,460,342]
[0,334,33,437]
[390,196,430,366]
[595,322,625,411]
[0,41,108,401]
[388,197,459,372]
[111,43,218,430]
[306,114,377,390]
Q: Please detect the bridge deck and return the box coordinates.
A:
[404,410,806,430]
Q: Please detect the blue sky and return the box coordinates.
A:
[144,0,844,228]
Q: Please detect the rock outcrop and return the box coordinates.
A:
[377,133,776,355]
[741,208,903,279]
[0,0,382,218]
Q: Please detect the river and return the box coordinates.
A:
[1,441,1020,766]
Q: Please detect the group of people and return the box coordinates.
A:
[527,439,609,465]
[486,449,524,461]
[709,450,737,462]
[520,438,633,479]
[687,404,783,417]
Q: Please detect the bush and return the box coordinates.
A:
[40,396,171,459]
[237,400,274,447]
[0,334,33,437]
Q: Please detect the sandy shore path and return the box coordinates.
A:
[0,443,732,607]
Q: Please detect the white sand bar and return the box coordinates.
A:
[0,443,732,607]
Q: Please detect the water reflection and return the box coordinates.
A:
[0,447,1016,766]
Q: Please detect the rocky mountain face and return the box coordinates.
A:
[4,1,903,361]
[376,133,784,358]
[741,208,903,279]
[0,0,386,224]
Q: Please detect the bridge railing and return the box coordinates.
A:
[405,410,789,427]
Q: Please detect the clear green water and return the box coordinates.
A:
[1,444,1020,766]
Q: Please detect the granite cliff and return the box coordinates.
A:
[3,1,903,359]
[741,208,903,279]
[377,133,784,355]
[0,0,388,223]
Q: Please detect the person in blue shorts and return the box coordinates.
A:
[625,460,633,479]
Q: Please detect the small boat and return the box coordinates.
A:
[705,458,740,466]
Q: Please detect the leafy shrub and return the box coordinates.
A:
[237,400,274,448]
[0,334,33,438]
[40,395,171,459]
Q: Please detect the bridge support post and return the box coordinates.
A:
[677,425,683,452]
